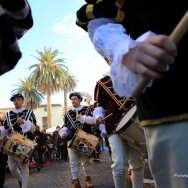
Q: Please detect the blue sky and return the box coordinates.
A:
[0,0,109,108]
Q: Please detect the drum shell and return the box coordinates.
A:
[0,132,37,164]
[115,105,147,155]
[119,122,147,155]
[68,129,99,158]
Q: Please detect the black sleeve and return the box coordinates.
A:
[29,111,37,126]
[64,115,68,128]
[76,0,119,31]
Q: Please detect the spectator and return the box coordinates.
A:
[52,126,61,160]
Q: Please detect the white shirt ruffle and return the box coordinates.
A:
[93,107,106,121]
[79,115,94,124]
[20,120,35,134]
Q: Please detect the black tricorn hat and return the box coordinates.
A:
[69,92,83,101]
[10,93,24,101]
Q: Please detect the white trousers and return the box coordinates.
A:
[108,134,143,188]
[144,120,188,188]
[68,146,91,179]
[8,156,29,188]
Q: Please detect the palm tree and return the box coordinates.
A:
[62,70,78,114]
[29,47,68,128]
[12,77,44,109]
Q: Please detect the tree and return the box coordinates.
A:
[29,47,68,128]
[12,77,44,109]
[62,70,78,114]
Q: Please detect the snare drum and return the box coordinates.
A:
[68,129,99,158]
[116,105,147,155]
[0,132,37,164]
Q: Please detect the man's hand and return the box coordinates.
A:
[122,35,177,79]
[91,124,99,129]
[62,133,68,138]
[17,116,25,125]
[95,116,104,125]
[101,132,107,137]
[76,114,83,122]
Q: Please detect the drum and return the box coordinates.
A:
[0,132,37,164]
[68,129,99,158]
[116,105,147,155]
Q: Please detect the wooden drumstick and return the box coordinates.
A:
[11,114,25,127]
[132,10,188,98]
[101,113,113,121]
[94,113,113,126]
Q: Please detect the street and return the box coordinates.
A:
[4,151,154,188]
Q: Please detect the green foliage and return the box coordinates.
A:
[12,77,44,109]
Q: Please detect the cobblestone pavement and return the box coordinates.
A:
[4,150,155,188]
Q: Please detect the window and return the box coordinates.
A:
[44,108,47,112]
[42,117,48,130]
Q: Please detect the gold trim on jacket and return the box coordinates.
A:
[97,79,133,111]
[140,113,188,127]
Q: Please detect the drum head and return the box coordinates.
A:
[116,105,137,131]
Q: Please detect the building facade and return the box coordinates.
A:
[0,104,64,130]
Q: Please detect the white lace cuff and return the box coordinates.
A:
[59,127,68,137]
[99,124,106,133]
[88,18,155,97]
[88,18,130,61]
[110,31,155,97]
[93,107,106,121]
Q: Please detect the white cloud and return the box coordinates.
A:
[52,13,87,44]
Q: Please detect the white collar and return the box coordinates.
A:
[13,108,26,113]
[72,105,84,112]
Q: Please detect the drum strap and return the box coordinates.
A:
[67,108,91,130]
[25,110,32,121]
[6,112,14,131]
[67,112,77,130]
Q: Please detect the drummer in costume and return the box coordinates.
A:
[0,113,8,188]
[59,92,95,188]
[0,93,36,188]
[76,1,188,188]
[93,74,143,188]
